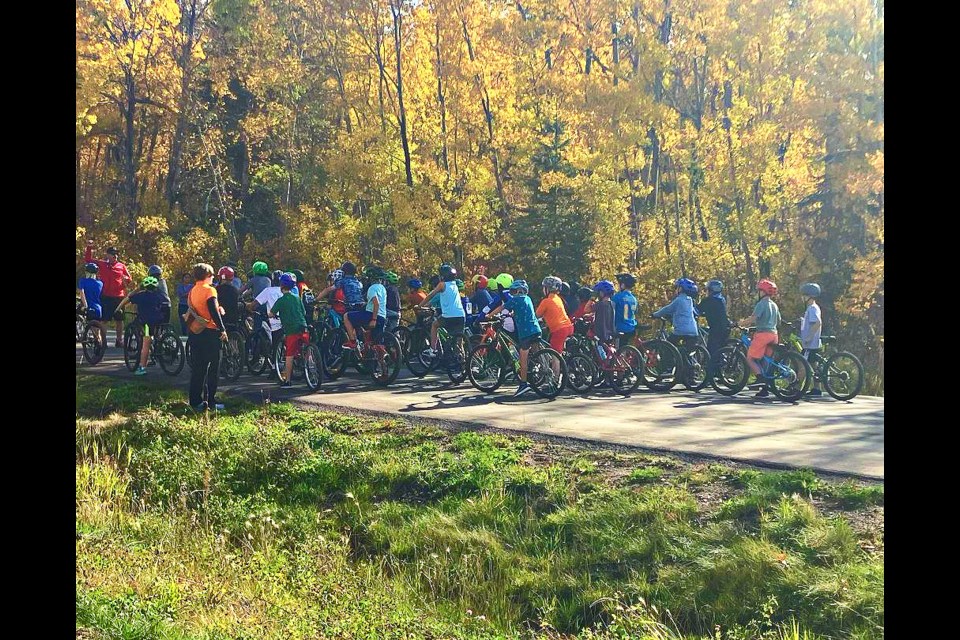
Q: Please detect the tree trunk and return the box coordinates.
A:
[123,70,138,235]
[723,80,757,289]
[392,0,413,187]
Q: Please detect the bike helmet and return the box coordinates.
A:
[675,277,698,295]
[384,270,399,285]
[541,275,563,292]
[473,275,489,289]
[328,269,344,284]
[364,265,386,281]
[706,279,723,293]
[593,280,615,296]
[292,269,305,284]
[439,263,457,281]
[429,275,441,289]
[279,272,298,289]
[454,279,465,290]
[616,272,637,288]
[757,278,778,296]
[577,286,593,302]
[494,273,514,290]
[341,261,357,276]
[408,278,423,289]
[559,281,571,296]
[141,276,159,289]
[509,279,529,295]
[148,264,163,277]
[84,262,99,274]
[252,261,269,276]
[218,266,235,280]
[800,282,821,297]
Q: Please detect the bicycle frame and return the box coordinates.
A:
[737,330,793,381]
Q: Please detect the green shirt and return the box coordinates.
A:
[272,290,308,336]
[753,297,781,333]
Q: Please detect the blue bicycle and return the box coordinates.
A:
[710,326,808,401]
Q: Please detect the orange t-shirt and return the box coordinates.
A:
[407,291,427,306]
[188,282,218,325]
[536,292,573,332]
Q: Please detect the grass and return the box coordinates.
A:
[76,374,883,639]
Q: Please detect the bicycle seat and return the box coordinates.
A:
[822,336,836,344]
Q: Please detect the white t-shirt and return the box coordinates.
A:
[800,302,822,349]
[255,286,284,332]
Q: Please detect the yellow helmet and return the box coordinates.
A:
[494,273,514,290]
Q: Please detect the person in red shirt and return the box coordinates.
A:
[84,239,133,347]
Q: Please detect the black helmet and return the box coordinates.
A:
[439,263,457,281]
[429,274,441,289]
[577,286,593,302]
[292,269,305,283]
[364,265,386,281]
[616,272,637,288]
[341,261,357,276]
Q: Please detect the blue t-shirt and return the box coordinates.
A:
[471,289,493,312]
[338,276,364,307]
[176,283,193,306]
[612,290,638,333]
[505,295,541,340]
[365,282,387,318]
[129,290,167,325]
[439,281,465,318]
[79,277,103,316]
[484,290,513,313]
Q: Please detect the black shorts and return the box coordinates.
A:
[101,295,123,320]
[440,316,465,336]
[518,334,541,350]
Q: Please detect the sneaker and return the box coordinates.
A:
[422,348,437,359]
[755,387,770,398]
[806,388,823,397]
[342,340,358,350]
[134,366,147,376]
[513,382,533,398]
[212,403,225,411]
[280,379,293,388]
[192,401,208,412]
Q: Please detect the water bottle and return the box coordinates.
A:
[507,342,520,370]
[596,343,606,361]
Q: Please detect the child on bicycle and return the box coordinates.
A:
[240,261,272,298]
[485,279,540,398]
[481,273,515,336]
[591,280,616,360]
[316,261,365,312]
[78,262,105,344]
[570,286,595,321]
[652,278,701,355]
[419,264,465,359]
[696,279,731,375]
[269,272,310,388]
[537,276,574,353]
[800,282,824,396]
[216,266,241,330]
[407,278,427,307]
[342,266,388,350]
[115,276,167,376]
[612,273,639,347]
[384,270,402,333]
[739,278,782,398]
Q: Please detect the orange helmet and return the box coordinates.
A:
[757,278,778,296]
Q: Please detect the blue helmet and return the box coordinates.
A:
[706,279,723,293]
[509,279,529,294]
[800,282,821,297]
[84,262,99,274]
[593,280,615,296]
[408,278,423,289]
[279,272,298,289]
[675,278,698,295]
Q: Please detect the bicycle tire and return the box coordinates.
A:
[405,328,433,378]
[220,331,244,382]
[123,327,140,372]
[682,345,711,392]
[303,343,323,390]
[394,324,412,358]
[606,345,643,394]
[528,347,566,399]
[822,351,864,401]
[710,345,749,396]
[156,329,185,376]
[445,334,467,384]
[768,348,807,402]
[371,332,402,386]
[467,342,506,393]
[564,352,596,393]
[320,327,347,380]
[641,339,681,391]
[81,324,106,365]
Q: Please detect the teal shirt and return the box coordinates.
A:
[754,297,781,332]
[505,295,541,340]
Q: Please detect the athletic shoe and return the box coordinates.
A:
[192,401,208,412]
[134,366,147,376]
[754,387,770,398]
[422,348,437,359]
[213,403,225,411]
[513,382,533,398]
[806,388,823,397]
[280,380,293,388]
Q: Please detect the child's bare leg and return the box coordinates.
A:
[284,355,295,382]
[140,335,151,368]
[519,348,529,382]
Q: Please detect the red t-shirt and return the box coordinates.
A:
[84,246,131,298]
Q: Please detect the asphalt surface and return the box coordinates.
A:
[76,334,884,479]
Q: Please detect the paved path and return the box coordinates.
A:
[77,339,884,479]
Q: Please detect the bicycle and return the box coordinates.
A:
[782,321,865,401]
[76,297,85,343]
[713,326,808,401]
[121,312,185,376]
[649,319,711,392]
[617,320,684,392]
[219,323,245,382]
[78,310,107,365]
[339,323,402,386]
[406,307,469,384]
[272,328,323,391]
[466,318,567,398]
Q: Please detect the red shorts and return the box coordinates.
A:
[747,331,778,359]
[549,325,574,352]
[284,331,309,356]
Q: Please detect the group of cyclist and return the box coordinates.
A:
[79,241,831,404]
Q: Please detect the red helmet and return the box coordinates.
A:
[218,266,235,280]
[757,278,778,296]
[473,275,489,289]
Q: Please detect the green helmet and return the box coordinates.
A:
[141,276,159,289]
[252,261,269,276]
[384,270,399,285]
[454,279,465,290]
[494,273,514,290]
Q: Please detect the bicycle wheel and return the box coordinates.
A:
[564,353,596,393]
[710,345,749,396]
[123,327,141,372]
[394,324,412,358]
[606,345,643,394]
[822,351,864,401]
[405,329,433,378]
[76,316,84,343]
[467,343,506,393]
[220,331,243,382]
[799,353,815,395]
[371,332,402,386]
[246,333,270,376]
[682,345,711,392]
[641,339,681,391]
[81,324,106,365]
[320,327,347,380]
[273,340,287,380]
[156,329,185,376]
[768,349,808,402]
[528,347,566,399]
[302,343,323,390]
[445,334,467,384]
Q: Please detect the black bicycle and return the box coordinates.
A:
[122,313,185,376]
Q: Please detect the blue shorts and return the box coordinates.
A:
[85,306,102,321]
[347,310,385,341]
